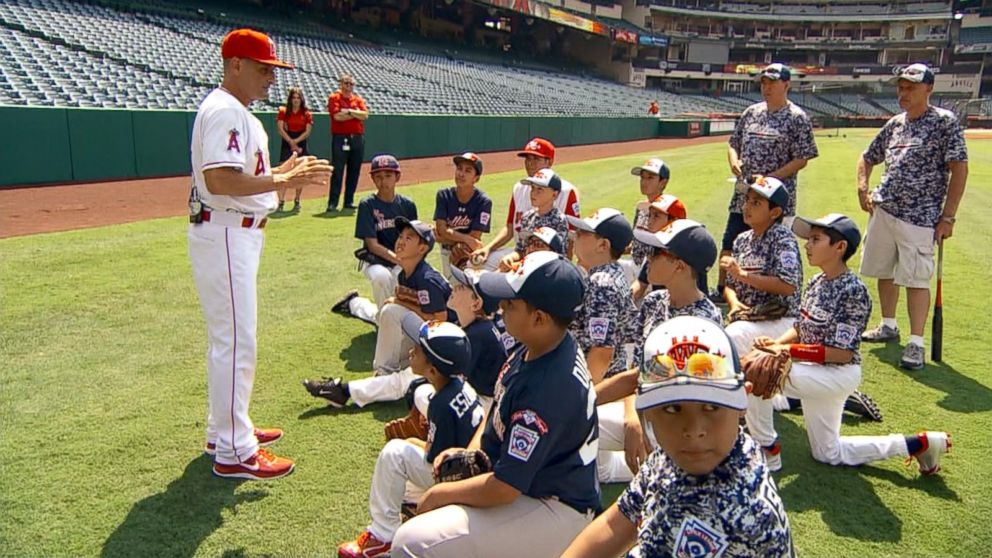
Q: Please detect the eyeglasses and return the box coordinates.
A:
[639,350,740,391]
[340,80,356,85]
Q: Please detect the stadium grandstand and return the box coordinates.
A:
[0,0,989,122]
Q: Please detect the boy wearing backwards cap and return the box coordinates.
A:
[474,138,580,270]
[631,194,687,303]
[333,154,418,325]
[562,315,794,558]
[743,214,950,473]
[434,152,493,278]
[391,252,600,557]
[304,218,451,405]
[338,315,483,558]
[497,168,570,271]
[621,158,670,285]
[567,208,637,483]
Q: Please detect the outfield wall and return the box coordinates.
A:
[0,106,661,187]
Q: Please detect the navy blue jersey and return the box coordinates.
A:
[425,377,484,463]
[463,318,508,398]
[433,187,494,244]
[355,194,418,265]
[399,260,452,315]
[481,334,601,514]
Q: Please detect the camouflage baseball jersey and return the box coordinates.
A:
[632,290,723,365]
[618,431,794,558]
[862,106,968,228]
[570,261,637,378]
[728,101,818,216]
[515,207,569,255]
[796,271,872,365]
[727,223,803,318]
[630,202,652,267]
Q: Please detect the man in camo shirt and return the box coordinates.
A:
[857,63,968,370]
[716,63,818,302]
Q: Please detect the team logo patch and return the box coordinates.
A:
[511,409,548,434]
[588,317,611,343]
[480,212,490,226]
[254,149,266,176]
[507,424,540,462]
[674,517,730,558]
[779,251,799,268]
[571,202,580,217]
[835,323,858,346]
[227,128,241,153]
[417,290,430,305]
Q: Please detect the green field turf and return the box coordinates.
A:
[2,128,990,557]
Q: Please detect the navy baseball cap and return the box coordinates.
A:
[453,152,483,176]
[892,63,935,85]
[634,219,717,276]
[477,251,585,319]
[395,217,435,253]
[370,154,401,174]
[748,176,790,210]
[528,226,565,254]
[792,213,862,252]
[449,266,500,315]
[630,158,671,180]
[757,63,791,82]
[401,314,472,377]
[522,168,562,192]
[567,208,634,253]
[637,316,746,412]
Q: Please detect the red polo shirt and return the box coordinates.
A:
[277,106,313,134]
[327,91,368,135]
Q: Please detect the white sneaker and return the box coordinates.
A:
[910,431,951,475]
[763,441,782,472]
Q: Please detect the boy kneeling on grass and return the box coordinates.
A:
[338,315,482,558]
[563,315,794,558]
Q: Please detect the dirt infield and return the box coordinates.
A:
[0,136,723,238]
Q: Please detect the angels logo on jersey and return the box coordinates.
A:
[254,149,266,176]
[227,129,241,153]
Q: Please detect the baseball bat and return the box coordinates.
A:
[931,238,944,362]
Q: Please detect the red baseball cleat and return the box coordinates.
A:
[212,448,295,480]
[205,427,284,455]
[338,530,391,558]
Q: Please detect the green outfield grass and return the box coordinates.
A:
[2,128,991,557]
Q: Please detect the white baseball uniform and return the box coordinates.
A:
[188,87,276,465]
[481,178,579,270]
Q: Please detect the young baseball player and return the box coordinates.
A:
[447,266,507,413]
[497,168,570,270]
[304,218,451,405]
[473,138,580,270]
[189,29,332,480]
[333,154,418,325]
[744,213,950,473]
[620,158,670,285]
[562,316,794,558]
[565,208,636,483]
[596,220,722,482]
[721,177,803,371]
[433,152,493,278]
[630,194,687,303]
[338,315,482,558]
[391,251,600,557]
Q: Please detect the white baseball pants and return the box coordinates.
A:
[188,222,263,465]
[349,367,434,416]
[368,439,436,543]
[480,247,514,272]
[746,362,908,466]
[348,263,400,324]
[371,303,416,374]
[725,318,796,362]
[596,401,634,484]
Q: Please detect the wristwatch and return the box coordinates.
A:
[941,215,956,224]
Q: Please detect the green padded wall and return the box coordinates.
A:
[132,111,192,177]
[68,109,137,181]
[0,106,73,185]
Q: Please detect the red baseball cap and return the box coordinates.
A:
[221,29,294,69]
[517,138,555,160]
[647,194,687,220]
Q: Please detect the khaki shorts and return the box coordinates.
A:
[859,208,935,289]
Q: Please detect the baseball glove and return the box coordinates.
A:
[727,299,790,324]
[384,407,429,441]
[741,346,792,399]
[448,243,472,269]
[433,449,492,483]
[395,285,421,307]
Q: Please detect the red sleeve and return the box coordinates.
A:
[276,107,287,122]
[328,94,340,115]
[305,110,313,125]
[358,96,368,111]
[506,196,516,225]
[565,190,580,218]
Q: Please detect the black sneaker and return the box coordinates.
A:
[292,201,301,212]
[302,377,348,407]
[844,390,883,421]
[277,202,285,212]
[343,204,358,210]
[331,289,359,316]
